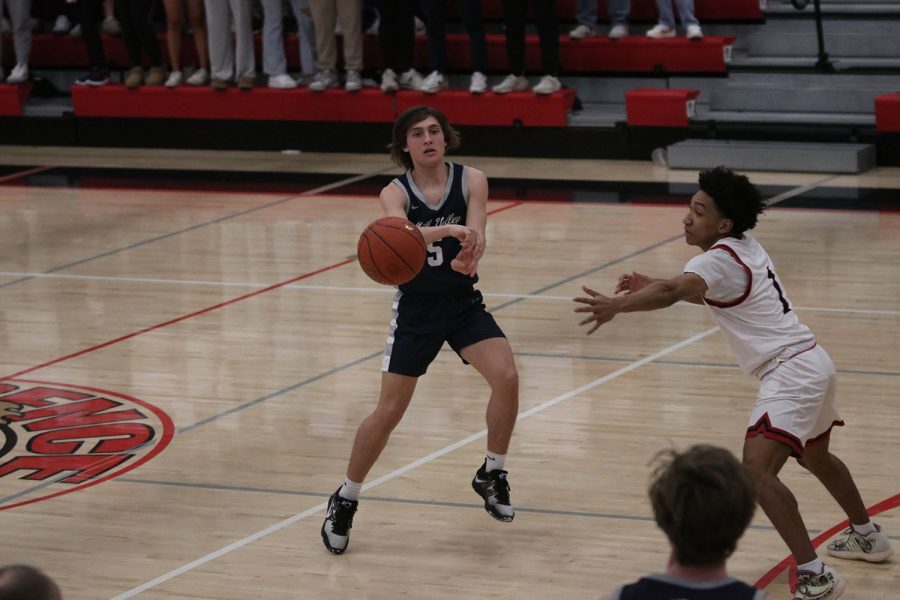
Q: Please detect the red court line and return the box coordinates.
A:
[1,258,354,380]
[0,166,55,184]
[755,493,900,590]
[487,200,524,216]
[2,200,525,380]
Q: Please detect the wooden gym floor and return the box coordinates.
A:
[0,147,897,599]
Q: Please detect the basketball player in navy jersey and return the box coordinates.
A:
[321,106,519,555]
[603,445,766,600]
[574,167,892,599]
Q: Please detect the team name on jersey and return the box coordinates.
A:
[415,214,462,228]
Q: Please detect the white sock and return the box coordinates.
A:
[797,558,824,574]
[851,521,877,535]
[339,477,362,501]
[485,452,506,473]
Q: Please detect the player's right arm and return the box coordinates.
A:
[379,183,476,247]
[574,273,708,334]
[616,271,705,305]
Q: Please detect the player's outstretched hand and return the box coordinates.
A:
[615,271,653,295]
[451,246,479,276]
[573,285,619,334]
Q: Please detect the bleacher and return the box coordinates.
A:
[1,0,898,166]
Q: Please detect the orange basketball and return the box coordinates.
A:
[357,216,427,285]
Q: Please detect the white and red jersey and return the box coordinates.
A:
[684,233,815,379]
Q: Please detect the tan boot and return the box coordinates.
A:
[124,66,143,89]
[145,66,166,86]
[237,74,255,91]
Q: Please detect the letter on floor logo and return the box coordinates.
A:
[0,380,174,510]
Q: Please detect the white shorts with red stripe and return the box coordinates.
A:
[746,344,844,457]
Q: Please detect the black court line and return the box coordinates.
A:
[172,233,685,433]
[0,170,386,290]
[117,477,900,541]
[6,164,898,210]
[177,353,377,434]
[513,351,900,378]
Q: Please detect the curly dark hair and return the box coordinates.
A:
[389,106,461,171]
[698,166,766,236]
[649,445,757,567]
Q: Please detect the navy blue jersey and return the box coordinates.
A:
[614,574,763,600]
[392,162,478,296]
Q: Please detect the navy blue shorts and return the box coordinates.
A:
[382,289,506,377]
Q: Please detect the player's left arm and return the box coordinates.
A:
[453,167,488,276]
[574,273,708,334]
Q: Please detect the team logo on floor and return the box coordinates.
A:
[0,380,173,510]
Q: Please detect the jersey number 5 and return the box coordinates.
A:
[766,267,791,314]
[427,242,444,267]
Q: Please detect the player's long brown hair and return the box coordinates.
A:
[649,445,757,567]
[389,106,461,171]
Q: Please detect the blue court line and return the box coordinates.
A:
[116,477,900,540]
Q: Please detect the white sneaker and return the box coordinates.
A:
[398,68,423,90]
[52,14,72,35]
[532,75,561,95]
[308,70,339,92]
[792,565,846,600]
[469,71,487,94]
[414,16,425,36]
[69,23,81,37]
[268,73,298,89]
[102,15,121,35]
[345,70,362,92]
[827,524,894,563]
[164,71,182,88]
[686,24,703,40]
[608,24,628,39]
[568,24,594,40]
[7,64,29,84]
[419,70,447,94]
[186,68,209,86]
[646,24,676,38]
[492,74,528,94]
[380,68,399,92]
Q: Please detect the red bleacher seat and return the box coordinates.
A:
[0,83,31,116]
[447,0,763,20]
[70,85,396,122]
[396,89,577,126]
[558,36,733,73]
[625,88,700,126]
[70,85,576,127]
[16,32,733,75]
[875,93,900,133]
[363,34,735,74]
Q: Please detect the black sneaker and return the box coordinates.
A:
[471,462,515,522]
[321,488,358,555]
[74,69,110,86]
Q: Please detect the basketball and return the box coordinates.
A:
[357,216,427,285]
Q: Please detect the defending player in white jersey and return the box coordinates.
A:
[573,167,892,600]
